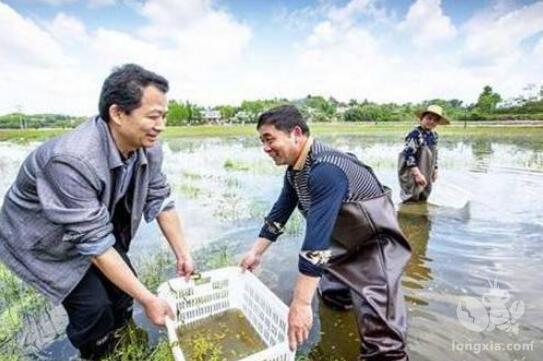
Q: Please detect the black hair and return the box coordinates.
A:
[98,64,169,122]
[256,105,310,135]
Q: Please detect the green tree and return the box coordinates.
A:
[304,95,337,122]
[167,100,188,126]
[343,107,365,122]
[217,105,237,122]
[476,86,502,113]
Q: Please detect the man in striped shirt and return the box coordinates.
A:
[240,105,412,360]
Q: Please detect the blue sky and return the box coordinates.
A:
[1,0,542,115]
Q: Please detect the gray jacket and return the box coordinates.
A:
[0,117,172,304]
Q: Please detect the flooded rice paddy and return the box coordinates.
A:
[0,130,542,360]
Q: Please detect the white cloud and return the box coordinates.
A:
[88,0,117,8]
[1,0,542,115]
[462,1,543,67]
[399,0,457,47]
[535,37,543,57]
[0,2,66,67]
[139,0,212,28]
[0,0,253,114]
[250,0,537,105]
[328,0,374,24]
[89,29,163,69]
[307,20,335,45]
[134,0,252,104]
[32,0,77,5]
[137,0,251,67]
[49,13,89,44]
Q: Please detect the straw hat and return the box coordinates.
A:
[416,104,450,125]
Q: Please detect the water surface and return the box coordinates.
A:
[0,132,541,360]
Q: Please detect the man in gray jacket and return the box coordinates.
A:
[0,64,194,359]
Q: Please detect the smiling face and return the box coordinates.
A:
[258,124,304,166]
[110,85,168,152]
[420,112,441,130]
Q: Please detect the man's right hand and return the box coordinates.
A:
[239,238,272,272]
[142,295,175,326]
[239,250,262,272]
[411,167,428,187]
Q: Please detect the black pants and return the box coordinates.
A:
[62,249,135,360]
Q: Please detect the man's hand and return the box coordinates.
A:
[239,238,272,272]
[411,167,428,187]
[156,209,195,279]
[288,300,313,351]
[432,168,438,183]
[142,295,175,326]
[287,274,320,351]
[176,254,195,279]
[92,248,174,328]
[239,250,262,272]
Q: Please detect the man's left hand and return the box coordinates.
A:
[287,300,313,351]
[176,255,195,279]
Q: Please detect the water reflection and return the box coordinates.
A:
[398,203,433,305]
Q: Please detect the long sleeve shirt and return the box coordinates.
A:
[402,126,439,169]
[260,163,349,277]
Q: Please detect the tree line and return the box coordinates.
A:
[1,85,542,129]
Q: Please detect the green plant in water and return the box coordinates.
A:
[205,247,232,269]
[181,171,203,180]
[0,264,49,344]
[149,339,176,361]
[177,183,202,199]
[138,249,174,292]
[214,191,243,222]
[101,322,174,361]
[190,333,224,361]
[223,159,250,171]
[0,342,24,361]
[296,352,347,361]
[247,200,268,220]
[225,176,242,189]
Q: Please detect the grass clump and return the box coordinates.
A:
[223,159,250,171]
[101,323,174,361]
[177,183,202,199]
[138,249,174,292]
[0,264,49,344]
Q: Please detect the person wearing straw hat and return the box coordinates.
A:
[398,104,450,202]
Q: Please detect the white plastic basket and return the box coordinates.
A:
[157,267,295,361]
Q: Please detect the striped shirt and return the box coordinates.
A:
[259,139,384,276]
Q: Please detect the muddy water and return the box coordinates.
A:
[0,132,542,360]
[176,309,266,361]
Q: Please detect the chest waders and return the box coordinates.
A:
[323,193,411,360]
[398,146,437,202]
[294,152,412,361]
